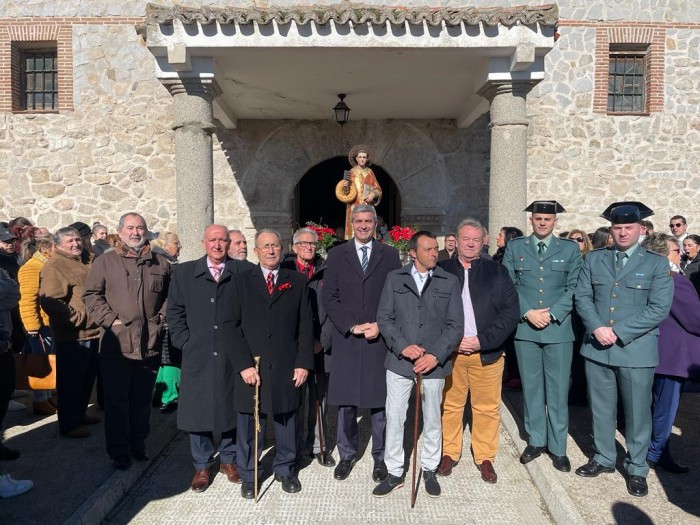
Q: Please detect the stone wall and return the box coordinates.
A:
[527,23,700,235]
[2,0,699,24]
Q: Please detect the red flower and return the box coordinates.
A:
[278,282,292,291]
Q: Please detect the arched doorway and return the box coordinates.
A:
[293,156,401,232]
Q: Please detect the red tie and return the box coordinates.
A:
[266,272,274,295]
[305,265,313,280]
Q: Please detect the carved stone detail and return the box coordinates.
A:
[144,2,559,29]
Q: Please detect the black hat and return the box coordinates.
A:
[524,201,566,214]
[69,221,91,237]
[0,227,16,242]
[600,202,654,224]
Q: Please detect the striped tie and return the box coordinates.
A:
[266,272,274,295]
[360,246,369,273]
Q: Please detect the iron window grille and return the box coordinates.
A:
[21,49,58,111]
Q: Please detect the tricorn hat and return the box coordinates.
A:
[69,221,91,237]
[600,201,654,224]
[524,200,566,214]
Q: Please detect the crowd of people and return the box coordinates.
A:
[0,201,697,503]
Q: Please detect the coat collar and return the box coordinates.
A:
[522,235,562,262]
[343,239,383,280]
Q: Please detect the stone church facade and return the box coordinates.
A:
[0,1,698,259]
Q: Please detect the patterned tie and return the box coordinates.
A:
[266,271,275,295]
[616,252,627,273]
[211,266,222,282]
[360,246,369,273]
[537,241,546,257]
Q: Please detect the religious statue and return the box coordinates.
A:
[335,145,382,240]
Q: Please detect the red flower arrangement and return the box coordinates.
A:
[278,282,292,291]
[305,221,338,253]
[387,225,417,254]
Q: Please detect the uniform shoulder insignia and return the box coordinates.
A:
[558,237,578,244]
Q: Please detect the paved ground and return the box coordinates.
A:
[3,386,700,524]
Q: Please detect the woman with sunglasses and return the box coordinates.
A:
[566,230,593,256]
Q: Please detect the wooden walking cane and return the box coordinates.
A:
[411,372,422,509]
[315,373,326,461]
[253,356,261,503]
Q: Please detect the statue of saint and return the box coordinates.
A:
[335,145,382,240]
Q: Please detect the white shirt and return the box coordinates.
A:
[411,265,432,295]
[462,267,478,337]
[354,239,373,265]
[260,265,280,285]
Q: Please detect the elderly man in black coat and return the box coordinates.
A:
[167,224,251,493]
[234,229,314,498]
[322,204,402,483]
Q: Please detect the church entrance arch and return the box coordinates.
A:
[293,156,401,233]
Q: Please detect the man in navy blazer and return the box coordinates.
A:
[322,204,401,484]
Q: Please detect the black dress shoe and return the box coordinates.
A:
[275,474,301,493]
[520,445,546,464]
[313,453,336,467]
[334,458,357,480]
[241,482,255,499]
[160,401,178,414]
[372,460,388,483]
[551,455,571,472]
[0,444,20,461]
[575,459,615,477]
[113,455,132,470]
[131,449,149,462]
[626,475,648,497]
[649,458,690,474]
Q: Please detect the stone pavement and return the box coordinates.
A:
[2,387,700,524]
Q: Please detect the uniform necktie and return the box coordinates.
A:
[616,252,627,273]
[211,266,222,282]
[266,271,274,295]
[360,246,369,273]
[537,241,546,257]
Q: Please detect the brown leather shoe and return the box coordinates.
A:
[190,469,211,492]
[437,455,457,477]
[220,463,242,484]
[477,460,497,484]
[33,400,57,416]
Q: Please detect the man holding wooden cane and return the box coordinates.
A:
[375,231,463,498]
[234,230,314,499]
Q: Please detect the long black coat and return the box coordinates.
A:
[166,256,251,433]
[322,240,401,408]
[232,266,314,416]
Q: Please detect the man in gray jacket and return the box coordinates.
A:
[375,231,463,498]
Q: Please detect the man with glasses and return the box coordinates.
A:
[281,228,335,467]
[669,216,688,255]
[234,229,314,498]
[504,201,583,473]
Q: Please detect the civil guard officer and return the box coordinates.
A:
[574,201,673,497]
[503,201,582,473]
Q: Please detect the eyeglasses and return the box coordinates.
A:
[257,243,281,251]
[294,241,317,248]
[572,237,585,243]
[670,223,683,228]
[669,249,681,253]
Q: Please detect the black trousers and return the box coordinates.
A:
[189,429,236,470]
[236,410,298,482]
[56,339,99,434]
[0,352,15,434]
[101,354,159,458]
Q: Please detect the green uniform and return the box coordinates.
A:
[504,234,583,455]
[574,244,672,476]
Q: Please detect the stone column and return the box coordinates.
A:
[162,79,221,261]
[478,81,536,252]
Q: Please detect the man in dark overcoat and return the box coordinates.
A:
[234,229,314,498]
[166,224,251,493]
[322,204,402,483]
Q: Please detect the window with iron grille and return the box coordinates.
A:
[20,49,58,111]
[607,45,648,114]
